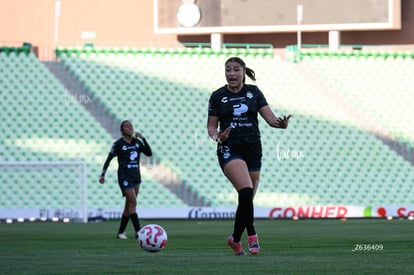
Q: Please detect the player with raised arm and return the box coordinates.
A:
[99,120,152,239]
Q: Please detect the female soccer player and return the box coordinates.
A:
[99,120,152,239]
[207,57,291,255]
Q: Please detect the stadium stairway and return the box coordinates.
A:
[43,61,120,138]
[43,59,206,207]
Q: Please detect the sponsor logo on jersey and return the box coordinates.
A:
[232,103,248,116]
[130,151,138,161]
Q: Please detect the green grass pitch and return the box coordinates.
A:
[1,219,413,274]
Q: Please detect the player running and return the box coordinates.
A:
[99,120,152,239]
[207,57,291,255]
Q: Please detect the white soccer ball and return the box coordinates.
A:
[138,224,168,252]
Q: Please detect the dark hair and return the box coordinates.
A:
[225,56,256,83]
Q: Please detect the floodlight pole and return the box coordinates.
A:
[54,0,61,44]
[297,5,303,62]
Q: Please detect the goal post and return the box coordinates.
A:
[0,161,87,223]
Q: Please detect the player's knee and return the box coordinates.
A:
[126,197,137,208]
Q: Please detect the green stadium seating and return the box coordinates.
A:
[54,46,413,207]
[1,45,412,213]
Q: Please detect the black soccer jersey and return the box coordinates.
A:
[101,137,152,181]
[208,84,268,144]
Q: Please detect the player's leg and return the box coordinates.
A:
[116,198,130,239]
[134,183,140,198]
[117,186,131,239]
[246,141,262,200]
[246,171,260,254]
[133,183,142,234]
[244,141,262,253]
[248,171,260,234]
[123,187,141,235]
[224,159,253,191]
[223,159,253,255]
[250,171,260,199]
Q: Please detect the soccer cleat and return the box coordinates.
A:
[117,232,128,239]
[227,235,247,256]
[247,234,260,254]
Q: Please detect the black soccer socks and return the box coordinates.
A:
[232,187,255,242]
[117,215,129,234]
[130,213,141,233]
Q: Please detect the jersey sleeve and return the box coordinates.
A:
[137,138,153,157]
[100,143,117,177]
[208,92,219,117]
[256,87,268,109]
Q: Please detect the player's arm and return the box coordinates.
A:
[207,115,220,141]
[138,136,153,157]
[99,152,115,184]
[259,105,291,129]
[207,116,231,143]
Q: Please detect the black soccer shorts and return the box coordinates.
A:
[217,141,262,172]
[118,175,141,196]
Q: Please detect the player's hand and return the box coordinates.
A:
[134,132,145,139]
[99,176,105,184]
[217,126,232,143]
[276,115,291,129]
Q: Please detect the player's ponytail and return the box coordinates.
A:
[245,67,256,82]
[225,56,256,83]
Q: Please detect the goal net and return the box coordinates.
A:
[0,161,87,222]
